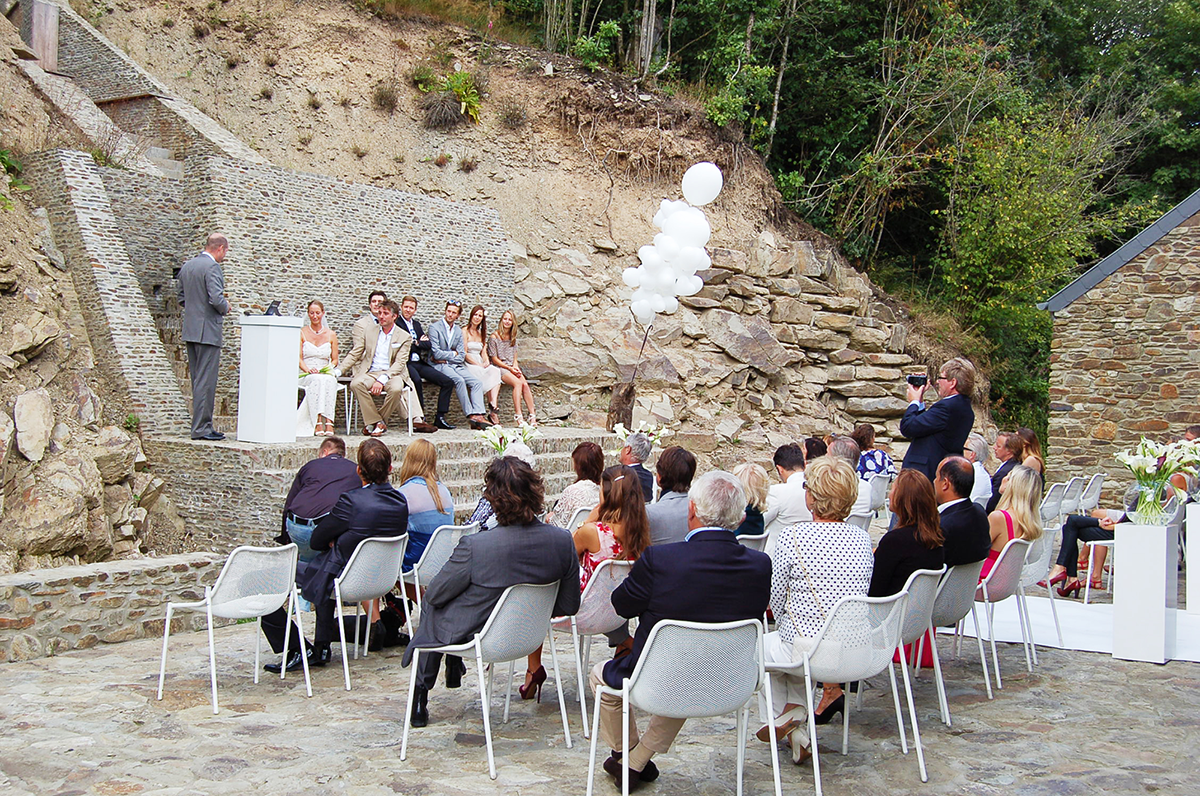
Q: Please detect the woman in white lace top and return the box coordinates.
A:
[547,442,603,526]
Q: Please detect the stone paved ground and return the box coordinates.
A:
[1,621,1197,796]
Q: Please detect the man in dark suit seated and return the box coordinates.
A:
[986,433,1019,513]
[899,357,977,483]
[935,456,992,566]
[589,471,771,789]
[402,457,580,728]
[262,438,409,672]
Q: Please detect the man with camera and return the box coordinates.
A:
[899,357,976,483]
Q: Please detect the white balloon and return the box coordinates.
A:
[676,274,705,296]
[631,287,652,304]
[654,233,681,262]
[681,162,724,206]
[663,207,711,249]
[622,267,642,288]
[675,246,710,275]
[638,245,664,270]
[662,295,679,314]
[650,293,667,313]
[653,199,690,229]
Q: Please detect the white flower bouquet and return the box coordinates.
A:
[475,422,543,454]
[609,421,672,456]
[298,364,334,378]
[1115,437,1200,524]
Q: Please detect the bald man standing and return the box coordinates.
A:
[177,233,232,441]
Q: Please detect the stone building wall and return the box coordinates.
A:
[1047,210,1200,498]
[0,553,223,662]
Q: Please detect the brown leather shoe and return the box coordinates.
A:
[412,421,437,433]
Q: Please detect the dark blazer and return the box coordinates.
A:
[899,393,974,482]
[176,252,230,346]
[868,524,945,597]
[632,463,654,503]
[402,520,580,666]
[735,505,764,537]
[940,499,992,567]
[986,459,1017,513]
[277,454,362,538]
[603,528,771,688]
[297,482,409,604]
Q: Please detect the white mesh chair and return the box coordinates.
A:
[1083,540,1115,604]
[868,473,891,517]
[765,592,914,796]
[157,544,310,714]
[565,505,596,532]
[401,523,473,635]
[972,538,1032,691]
[551,559,633,737]
[1017,526,1063,656]
[845,512,873,532]
[894,567,947,747]
[1058,477,1085,517]
[333,534,407,690]
[345,379,416,436]
[738,531,770,552]
[1078,473,1106,512]
[918,560,989,714]
[585,618,781,796]
[1040,482,1066,531]
[400,582,572,780]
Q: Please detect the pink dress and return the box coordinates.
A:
[979,510,1015,581]
[580,521,623,591]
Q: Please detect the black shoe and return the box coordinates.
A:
[367,621,385,652]
[434,415,455,430]
[602,755,647,791]
[264,642,330,673]
[192,431,225,441]
[410,684,429,728]
[445,655,467,689]
[813,694,845,725]
[381,630,410,648]
[611,752,658,781]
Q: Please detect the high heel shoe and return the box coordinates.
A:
[813,694,845,725]
[1037,571,1069,589]
[1057,579,1083,598]
[518,665,546,701]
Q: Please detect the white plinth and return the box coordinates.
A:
[237,315,303,444]
[1112,522,1178,663]
[1188,504,1200,615]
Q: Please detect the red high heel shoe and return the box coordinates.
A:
[519,666,546,701]
[1037,571,1068,589]
[1057,579,1083,598]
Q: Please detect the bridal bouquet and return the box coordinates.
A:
[1115,437,1200,524]
[475,422,542,454]
[298,364,334,378]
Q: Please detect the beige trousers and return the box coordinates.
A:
[350,373,420,427]
[589,662,685,755]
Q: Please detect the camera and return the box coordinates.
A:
[905,374,928,388]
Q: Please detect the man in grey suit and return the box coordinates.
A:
[646,446,696,545]
[176,234,231,441]
[427,299,493,430]
[402,456,580,727]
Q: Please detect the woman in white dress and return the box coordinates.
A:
[463,304,502,425]
[297,300,340,436]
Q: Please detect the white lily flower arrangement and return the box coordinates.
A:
[298,364,334,378]
[609,421,672,456]
[1115,437,1200,524]
[475,422,543,454]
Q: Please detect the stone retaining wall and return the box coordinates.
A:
[0,553,224,662]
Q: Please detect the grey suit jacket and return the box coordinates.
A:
[647,491,691,546]
[176,252,230,346]
[401,520,580,665]
[428,319,466,366]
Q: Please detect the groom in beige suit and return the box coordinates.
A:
[339,299,436,435]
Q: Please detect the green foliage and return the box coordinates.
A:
[410,62,437,92]
[0,148,27,210]
[439,70,482,123]
[123,413,141,433]
[572,21,620,71]
[372,81,399,113]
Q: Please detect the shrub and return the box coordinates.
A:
[307,92,322,110]
[351,144,368,159]
[458,157,477,172]
[434,152,450,167]
[421,91,465,129]
[226,55,240,70]
[410,63,437,92]
[162,17,175,28]
[372,81,398,113]
[264,52,278,68]
[498,98,527,129]
[193,22,209,39]
[439,70,481,123]
[123,413,141,433]
[572,20,620,71]
[298,132,313,146]
[258,85,273,100]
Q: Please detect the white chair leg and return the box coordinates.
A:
[572,624,590,738]
[253,616,262,684]
[986,601,1003,690]
[842,683,852,753]
[400,649,419,761]
[1014,591,1034,670]
[356,603,365,660]
[897,652,928,781]
[156,603,174,701]
[291,589,312,697]
[548,628,573,748]
[762,672,783,796]
[927,621,950,725]
[804,663,822,796]
[1045,580,1063,647]
[503,659,514,724]
[205,602,219,715]
[886,663,907,755]
[478,649,497,780]
[622,684,631,796]
[586,682,604,796]
[970,603,993,699]
[735,705,746,796]
[337,589,352,691]
[1085,549,1096,604]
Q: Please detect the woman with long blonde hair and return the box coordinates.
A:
[979,464,1043,580]
[733,462,770,536]
[397,439,454,571]
[488,308,537,425]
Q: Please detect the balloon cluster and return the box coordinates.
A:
[622,162,724,327]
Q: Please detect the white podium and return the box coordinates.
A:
[1112,522,1178,663]
[237,315,302,444]
[1188,504,1200,615]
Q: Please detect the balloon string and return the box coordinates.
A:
[630,316,653,383]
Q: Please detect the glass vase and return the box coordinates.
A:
[1129,481,1167,526]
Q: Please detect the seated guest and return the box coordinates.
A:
[279,435,362,562]
[523,463,651,698]
[398,439,454,570]
[646,446,697,545]
[986,432,1020,513]
[758,456,872,763]
[829,436,872,518]
[934,457,992,566]
[980,465,1043,581]
[619,432,655,502]
[1016,427,1046,479]
[296,300,340,437]
[804,437,827,462]
[869,469,945,596]
[262,439,408,672]
[734,462,769,536]
[763,443,811,555]
[463,304,503,426]
[1044,514,1117,597]
[963,434,993,507]
[396,295,456,430]
[468,442,536,529]
[851,423,897,481]
[428,299,494,430]
[590,471,770,787]
[546,442,603,525]
[488,309,537,425]
[403,457,580,728]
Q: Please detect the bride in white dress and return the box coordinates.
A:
[297,300,341,437]
[464,305,502,424]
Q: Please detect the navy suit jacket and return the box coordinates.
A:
[603,528,771,687]
[986,459,1017,513]
[899,393,974,482]
[632,463,654,503]
[939,499,992,567]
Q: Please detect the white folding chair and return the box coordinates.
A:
[1083,540,1115,604]
[401,582,572,780]
[401,523,476,635]
[919,560,988,714]
[845,511,873,532]
[157,544,310,714]
[868,473,891,515]
[586,618,781,796]
[1058,477,1085,517]
[565,505,596,533]
[1040,482,1066,532]
[333,534,407,690]
[972,538,1033,691]
[345,379,416,436]
[1077,473,1106,513]
[894,566,947,752]
[766,592,915,796]
[1018,525,1063,655]
[550,559,633,737]
[738,531,770,552]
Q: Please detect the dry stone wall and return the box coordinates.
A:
[1047,210,1200,499]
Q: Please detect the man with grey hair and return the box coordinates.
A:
[829,436,873,519]
[589,469,770,789]
[177,233,231,441]
[963,434,993,507]
[619,432,655,503]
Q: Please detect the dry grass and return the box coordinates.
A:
[420,91,465,130]
[458,156,477,172]
[434,152,450,167]
[359,0,536,46]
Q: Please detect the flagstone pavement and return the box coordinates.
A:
[0,620,1196,795]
